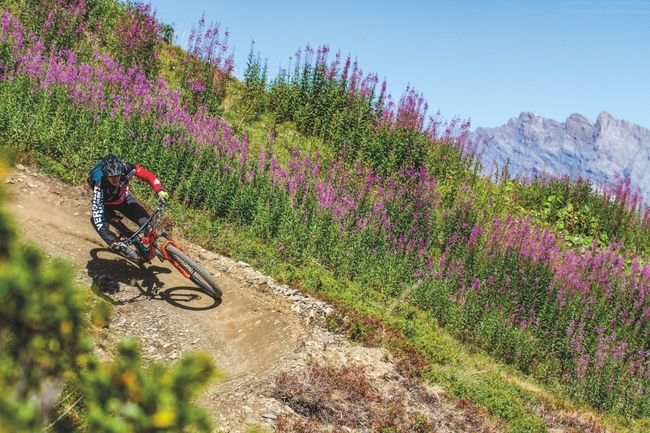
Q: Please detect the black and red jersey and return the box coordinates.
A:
[90,162,163,245]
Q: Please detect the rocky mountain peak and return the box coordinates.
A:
[566,113,596,143]
[519,112,539,122]
[471,112,650,198]
[596,111,617,131]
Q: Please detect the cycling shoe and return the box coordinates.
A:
[114,246,139,261]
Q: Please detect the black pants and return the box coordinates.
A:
[91,194,149,244]
[104,194,149,226]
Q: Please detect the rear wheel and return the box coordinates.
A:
[164,244,222,299]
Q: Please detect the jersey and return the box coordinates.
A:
[89,161,164,245]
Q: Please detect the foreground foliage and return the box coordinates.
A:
[0,160,218,431]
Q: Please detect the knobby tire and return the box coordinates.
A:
[164,244,222,299]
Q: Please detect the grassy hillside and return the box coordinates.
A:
[3,0,650,431]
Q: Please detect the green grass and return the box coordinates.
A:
[170,205,627,432]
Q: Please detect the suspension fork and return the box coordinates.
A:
[159,239,193,278]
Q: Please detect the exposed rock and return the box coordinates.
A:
[471,111,650,198]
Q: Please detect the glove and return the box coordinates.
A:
[158,190,169,205]
[111,242,137,259]
[111,241,127,252]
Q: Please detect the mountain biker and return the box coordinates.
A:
[88,154,169,259]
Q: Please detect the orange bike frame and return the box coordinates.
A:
[160,239,192,279]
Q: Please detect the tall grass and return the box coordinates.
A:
[260,43,478,176]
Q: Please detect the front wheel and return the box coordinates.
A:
[164,244,222,299]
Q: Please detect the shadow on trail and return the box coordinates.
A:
[87,248,221,311]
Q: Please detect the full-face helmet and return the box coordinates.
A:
[100,154,124,178]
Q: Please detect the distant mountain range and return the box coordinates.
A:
[471,111,650,199]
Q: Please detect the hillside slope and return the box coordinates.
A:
[4,165,508,432]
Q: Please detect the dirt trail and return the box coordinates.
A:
[5,165,337,430]
[5,165,596,433]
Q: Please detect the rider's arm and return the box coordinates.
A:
[128,163,164,194]
[91,185,116,246]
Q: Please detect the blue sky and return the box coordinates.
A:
[149,0,650,130]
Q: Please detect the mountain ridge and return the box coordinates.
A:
[471,111,650,198]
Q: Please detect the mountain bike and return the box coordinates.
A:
[109,200,222,299]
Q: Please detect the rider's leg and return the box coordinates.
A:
[99,205,140,260]
[119,195,150,228]
[112,196,154,260]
